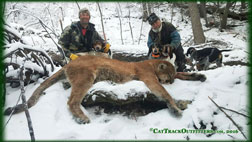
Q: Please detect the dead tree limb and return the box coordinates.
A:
[219,106,250,118]
[4,25,26,44]
[208,96,247,139]
[59,7,64,33]
[46,5,57,36]
[7,9,57,37]
[170,3,174,23]
[4,59,36,141]
[97,2,106,41]
[138,18,143,45]
[75,1,80,10]
[39,19,67,64]
[128,4,134,45]
[59,6,64,21]
[182,35,193,46]
[116,3,124,45]
[19,62,35,141]
[59,19,63,33]
[4,45,55,73]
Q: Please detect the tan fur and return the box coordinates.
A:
[4,55,206,124]
[76,51,110,58]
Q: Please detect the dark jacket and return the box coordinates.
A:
[147,22,186,72]
[58,21,103,57]
[147,22,181,53]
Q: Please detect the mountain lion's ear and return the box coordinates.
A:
[158,63,167,70]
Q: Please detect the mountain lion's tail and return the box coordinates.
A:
[175,72,206,82]
[4,68,66,115]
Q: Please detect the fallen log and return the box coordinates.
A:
[82,89,192,116]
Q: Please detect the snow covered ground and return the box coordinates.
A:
[3,2,249,141]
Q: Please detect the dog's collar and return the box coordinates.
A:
[152,53,160,58]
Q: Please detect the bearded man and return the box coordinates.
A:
[147,13,186,72]
[58,8,109,60]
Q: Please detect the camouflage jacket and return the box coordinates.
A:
[58,21,104,57]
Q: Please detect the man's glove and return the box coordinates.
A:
[103,43,111,53]
[70,53,79,60]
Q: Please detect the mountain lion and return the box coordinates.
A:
[4,55,206,124]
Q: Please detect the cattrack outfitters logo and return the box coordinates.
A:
[150,128,239,134]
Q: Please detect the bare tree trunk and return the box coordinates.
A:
[59,6,64,21]
[117,2,123,15]
[147,2,152,15]
[220,2,232,31]
[138,19,143,45]
[156,2,160,13]
[46,5,56,36]
[241,1,246,9]
[128,4,134,45]
[170,3,174,23]
[97,2,106,41]
[116,3,124,45]
[59,19,63,33]
[200,1,209,27]
[216,1,220,9]
[180,4,186,22]
[188,2,206,44]
[59,6,64,33]
[231,2,236,10]
[75,1,80,10]
[142,2,148,22]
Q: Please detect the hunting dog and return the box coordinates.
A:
[4,55,206,124]
[186,47,231,70]
[75,40,112,58]
[92,40,112,57]
[149,44,176,66]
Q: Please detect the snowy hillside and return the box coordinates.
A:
[3,2,249,141]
